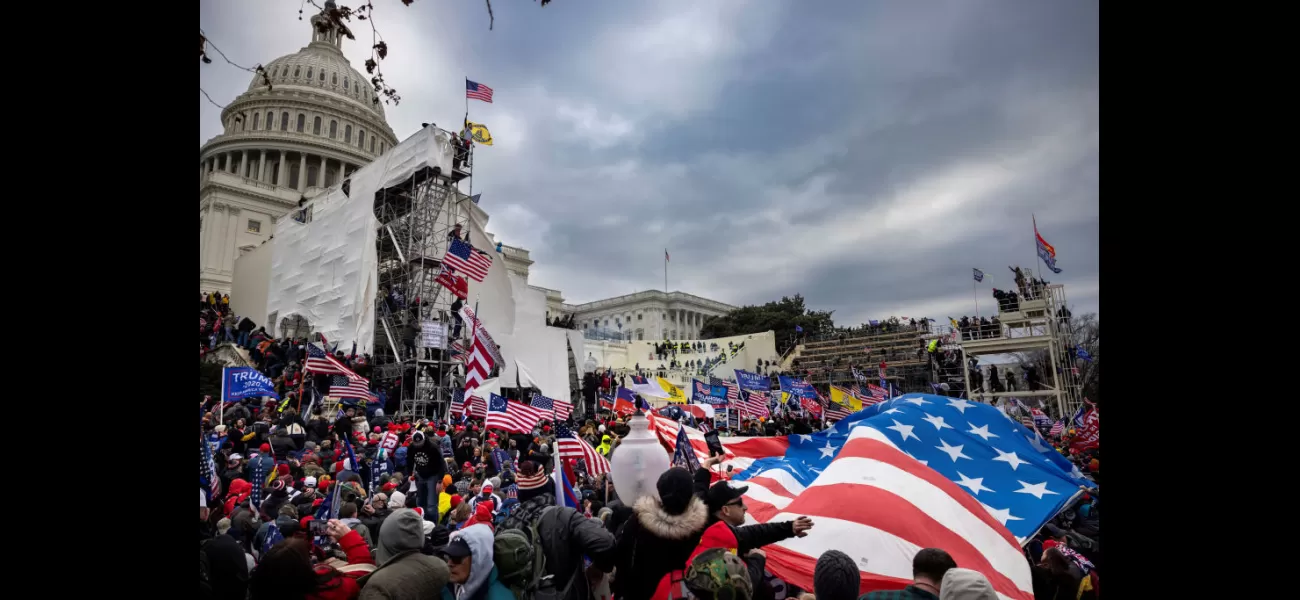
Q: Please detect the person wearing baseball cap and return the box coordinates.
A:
[705,478,814,556]
[439,525,513,600]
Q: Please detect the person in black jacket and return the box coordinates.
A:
[612,467,709,600]
[333,406,356,442]
[406,430,446,517]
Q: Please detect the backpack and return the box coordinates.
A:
[493,506,575,600]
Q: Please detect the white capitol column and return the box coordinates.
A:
[277,152,287,187]
[221,206,241,274]
[202,204,228,273]
[239,151,248,178]
[258,152,268,183]
[297,153,308,192]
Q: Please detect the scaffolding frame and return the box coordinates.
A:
[371,130,474,420]
[957,268,1083,419]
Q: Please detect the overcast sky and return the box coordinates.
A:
[200,0,1098,324]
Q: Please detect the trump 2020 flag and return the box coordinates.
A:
[222,367,280,402]
[721,393,1092,598]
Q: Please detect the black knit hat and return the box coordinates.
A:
[657,467,695,515]
[813,550,860,600]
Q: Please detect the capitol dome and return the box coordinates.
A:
[199,1,399,201]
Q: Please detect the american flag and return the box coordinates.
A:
[466,79,494,103]
[660,394,1098,599]
[200,433,221,499]
[530,393,572,421]
[435,267,468,300]
[825,400,851,421]
[486,394,548,434]
[555,423,609,476]
[710,377,739,403]
[443,239,493,282]
[852,385,884,408]
[330,374,374,400]
[461,313,496,402]
[460,306,504,367]
[1049,420,1064,436]
[449,339,468,363]
[451,389,489,419]
[737,390,771,419]
[305,343,360,377]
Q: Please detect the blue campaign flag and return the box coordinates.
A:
[731,393,1094,541]
[778,376,817,400]
[734,369,769,392]
[222,367,281,402]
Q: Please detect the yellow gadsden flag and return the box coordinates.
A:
[465,121,494,146]
[658,377,687,403]
[830,385,862,412]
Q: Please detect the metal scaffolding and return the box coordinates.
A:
[957,268,1083,419]
[371,128,474,419]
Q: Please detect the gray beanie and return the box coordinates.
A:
[939,568,997,600]
[813,550,860,600]
[375,509,426,566]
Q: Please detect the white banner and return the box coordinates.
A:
[420,320,447,349]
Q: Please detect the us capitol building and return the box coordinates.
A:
[199,2,398,295]
[200,2,736,337]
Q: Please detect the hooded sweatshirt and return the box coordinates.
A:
[939,568,998,600]
[359,509,451,600]
[444,524,514,600]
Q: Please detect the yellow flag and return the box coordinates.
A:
[466,121,494,146]
[830,385,862,412]
[658,377,687,403]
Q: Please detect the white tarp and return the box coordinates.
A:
[463,208,515,336]
[491,274,575,403]
[265,126,455,353]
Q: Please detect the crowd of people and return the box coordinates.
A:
[201,293,1099,600]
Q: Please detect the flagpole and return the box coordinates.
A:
[973,275,980,320]
[219,367,227,425]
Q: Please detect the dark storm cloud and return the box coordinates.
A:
[200,0,1098,321]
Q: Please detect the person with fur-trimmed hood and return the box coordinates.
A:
[612,467,710,600]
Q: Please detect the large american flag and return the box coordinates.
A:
[555,423,609,476]
[736,390,771,419]
[200,433,221,499]
[466,79,494,103]
[486,394,547,434]
[654,395,1100,599]
[443,238,493,282]
[530,393,572,421]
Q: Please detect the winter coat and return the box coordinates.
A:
[612,495,709,600]
[501,493,617,600]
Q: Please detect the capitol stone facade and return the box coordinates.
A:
[199,1,398,294]
[498,245,736,341]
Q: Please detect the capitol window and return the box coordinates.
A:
[369,137,376,153]
[344,125,352,143]
[252,112,260,130]
[281,112,289,131]
[358,129,366,148]
[247,219,262,234]
[343,77,349,91]
[638,314,643,320]
[294,66,301,77]
[266,112,274,130]
[329,120,337,139]
[319,70,326,82]
[297,114,306,133]
[313,116,322,135]
[306,67,313,80]
[379,142,385,154]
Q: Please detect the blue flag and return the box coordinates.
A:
[732,393,1094,541]
[222,367,280,402]
[262,522,285,555]
[734,369,769,392]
